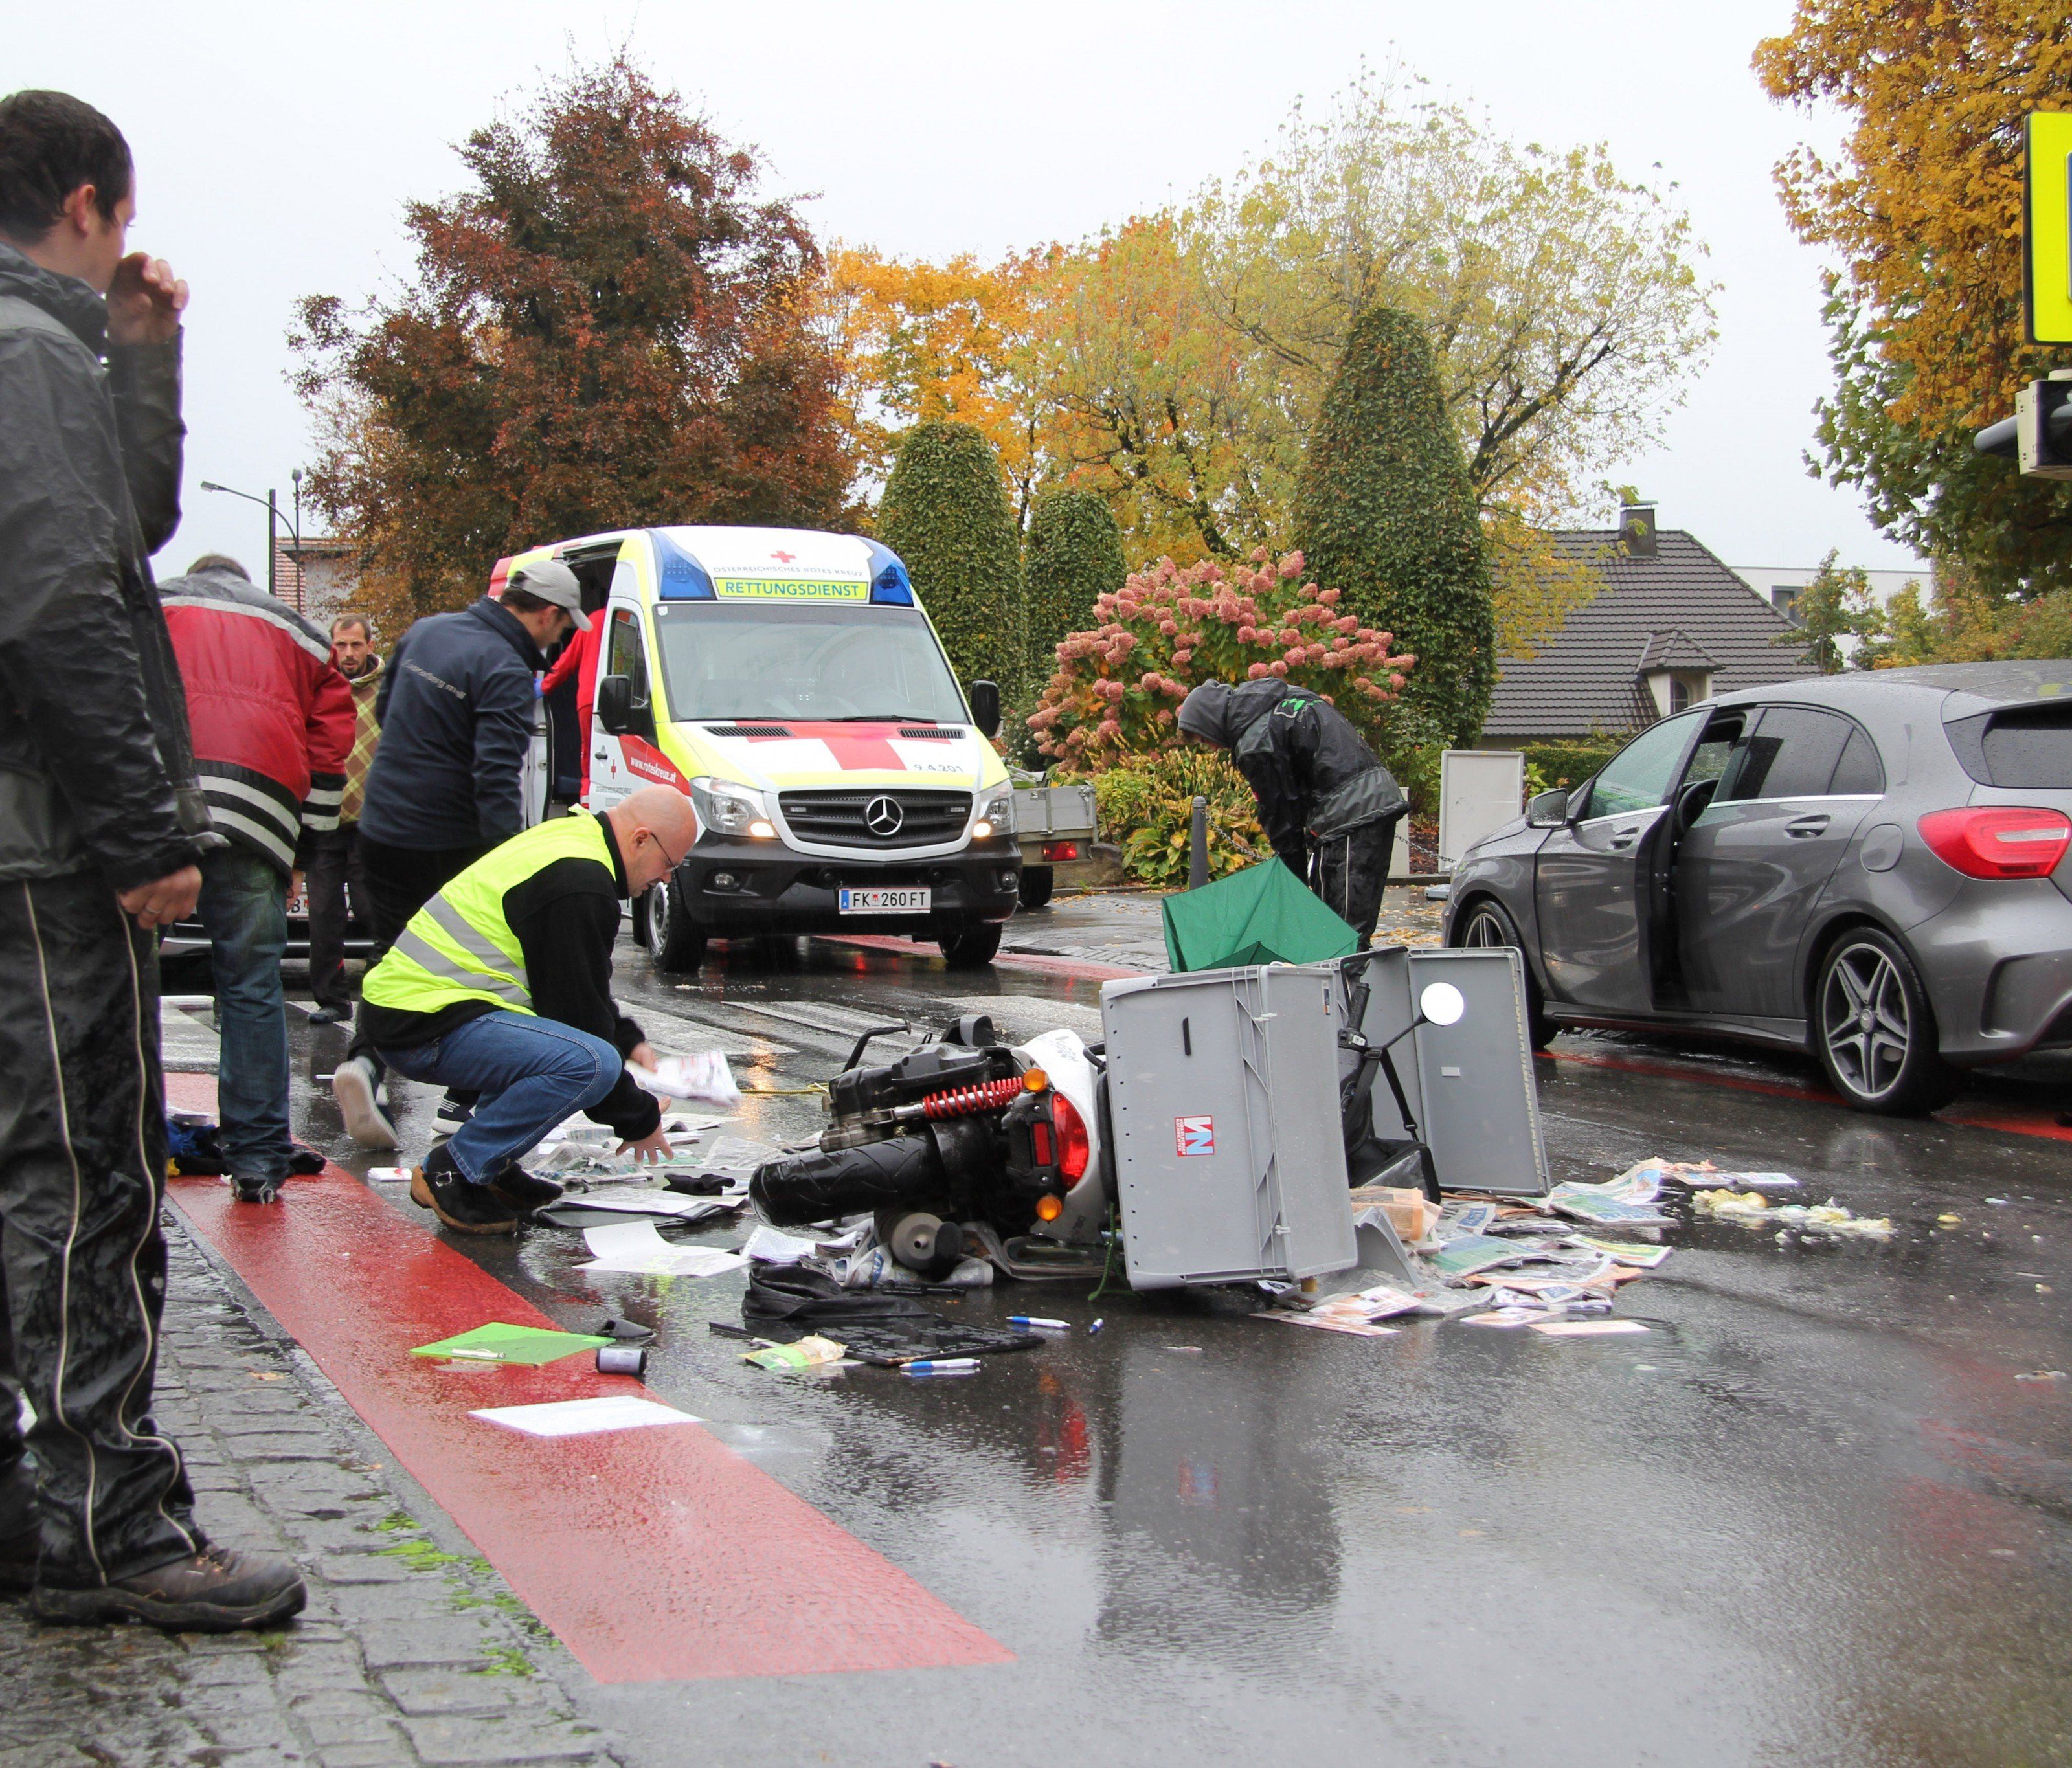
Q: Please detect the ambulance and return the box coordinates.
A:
[494,525,1022,969]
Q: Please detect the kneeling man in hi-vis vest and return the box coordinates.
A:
[356,785,697,1235]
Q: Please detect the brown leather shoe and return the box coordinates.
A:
[34,1545,306,1631]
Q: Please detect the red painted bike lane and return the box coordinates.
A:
[164,1138,1009,1684]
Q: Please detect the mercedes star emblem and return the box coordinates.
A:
[863,795,904,837]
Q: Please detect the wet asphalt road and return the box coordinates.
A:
[282,919,2072,1768]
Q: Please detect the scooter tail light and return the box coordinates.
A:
[1051,1093,1090,1187]
[1916,807,2072,879]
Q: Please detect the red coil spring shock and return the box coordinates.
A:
[915,1075,1024,1119]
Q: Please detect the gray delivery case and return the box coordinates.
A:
[1337,946,1549,1196]
[1100,965,1358,1290]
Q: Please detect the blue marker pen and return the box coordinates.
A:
[901,1358,980,1375]
[1008,1315,1070,1330]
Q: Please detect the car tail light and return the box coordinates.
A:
[1917,807,2072,879]
[1041,840,1079,862]
[1050,1093,1090,1187]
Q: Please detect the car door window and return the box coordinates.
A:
[1828,726,1886,795]
[1580,711,1704,818]
[607,607,649,707]
[1718,707,1854,801]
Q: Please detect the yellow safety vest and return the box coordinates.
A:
[361,812,615,1019]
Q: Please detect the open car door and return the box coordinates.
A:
[1531,710,1706,1014]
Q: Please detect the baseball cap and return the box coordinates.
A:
[506,559,590,630]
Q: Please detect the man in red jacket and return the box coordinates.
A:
[162,555,354,1202]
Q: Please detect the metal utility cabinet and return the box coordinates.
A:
[1101,965,1358,1289]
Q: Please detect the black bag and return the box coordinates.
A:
[740,1266,1039,1366]
[741,1264,940,1328]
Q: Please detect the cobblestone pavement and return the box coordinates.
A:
[1004,882,1445,971]
[0,1215,624,1768]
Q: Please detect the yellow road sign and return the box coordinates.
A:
[2028,113,2072,345]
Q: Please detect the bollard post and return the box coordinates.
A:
[1188,796,1209,890]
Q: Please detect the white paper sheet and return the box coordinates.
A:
[471,1396,703,1438]
[576,1220,747,1277]
[741,1224,820,1265]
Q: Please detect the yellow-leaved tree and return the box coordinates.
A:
[828,69,1716,656]
[1755,1,2072,598]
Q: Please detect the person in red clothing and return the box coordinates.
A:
[161,554,354,1202]
[539,612,601,798]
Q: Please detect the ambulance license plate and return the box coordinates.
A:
[839,886,930,914]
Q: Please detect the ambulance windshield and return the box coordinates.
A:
[651,602,971,725]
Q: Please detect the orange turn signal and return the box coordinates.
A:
[1035,1194,1063,1222]
[1022,1068,1048,1093]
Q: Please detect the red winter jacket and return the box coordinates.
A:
[540,618,602,792]
[160,566,355,873]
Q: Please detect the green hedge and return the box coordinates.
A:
[1022,489,1125,689]
[1520,742,1618,790]
[1294,306,1496,747]
[879,421,1027,699]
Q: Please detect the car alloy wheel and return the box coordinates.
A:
[1448,897,1555,1049]
[1812,929,1959,1116]
[1459,905,1511,951]
[1819,941,1911,1102]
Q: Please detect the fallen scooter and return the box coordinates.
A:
[749,1016,1110,1281]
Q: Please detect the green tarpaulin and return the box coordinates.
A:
[1161,858,1360,972]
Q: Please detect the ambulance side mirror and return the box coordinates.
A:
[967,680,1001,739]
[596,674,632,737]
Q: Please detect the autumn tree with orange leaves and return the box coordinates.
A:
[1757,2,2072,595]
[294,58,850,627]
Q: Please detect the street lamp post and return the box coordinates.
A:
[199,476,304,608]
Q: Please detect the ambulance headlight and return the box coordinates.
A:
[976,791,1013,839]
[690,778,773,838]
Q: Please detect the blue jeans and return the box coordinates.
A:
[197,845,291,1182]
[376,1011,622,1185]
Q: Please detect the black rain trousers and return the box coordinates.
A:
[1311,819,1395,950]
[0,872,203,1585]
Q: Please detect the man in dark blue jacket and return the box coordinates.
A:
[333,562,585,1147]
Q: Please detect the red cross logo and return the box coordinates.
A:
[743,721,945,770]
[769,549,796,563]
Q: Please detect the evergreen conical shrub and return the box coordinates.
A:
[1293,306,1496,745]
[878,421,1027,699]
[1022,489,1126,687]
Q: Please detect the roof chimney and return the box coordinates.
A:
[1619,503,1658,558]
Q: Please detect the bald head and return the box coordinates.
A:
[609,787,699,895]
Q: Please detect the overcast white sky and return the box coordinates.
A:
[13,0,1920,584]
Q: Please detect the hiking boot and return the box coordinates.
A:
[34,1545,306,1631]
[409,1145,518,1236]
[487,1164,565,1217]
[0,1521,38,1596]
[332,1054,398,1150]
[230,1174,282,1205]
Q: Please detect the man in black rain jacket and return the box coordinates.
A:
[1177,678,1407,947]
[0,89,304,1629]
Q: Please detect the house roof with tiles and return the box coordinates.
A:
[1482,522,1820,741]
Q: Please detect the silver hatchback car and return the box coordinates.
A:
[1443,662,2072,1114]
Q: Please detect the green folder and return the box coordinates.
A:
[409,1323,610,1365]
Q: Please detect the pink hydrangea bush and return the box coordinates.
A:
[1025,548,1414,763]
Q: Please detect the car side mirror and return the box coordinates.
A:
[967,679,1001,739]
[1526,788,1571,827]
[595,674,632,737]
